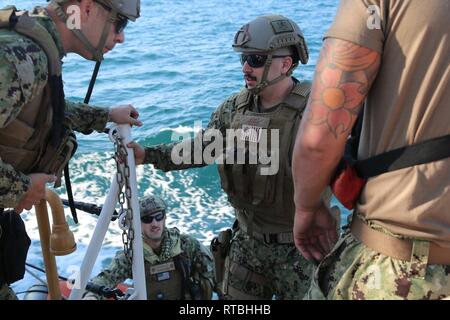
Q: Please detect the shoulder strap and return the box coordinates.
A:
[0,6,17,28]
[347,105,450,178]
[344,107,364,162]
[292,81,312,97]
[173,253,192,300]
[355,134,450,178]
[1,8,61,76]
[13,12,62,77]
[235,88,252,110]
[1,8,66,151]
[283,81,311,112]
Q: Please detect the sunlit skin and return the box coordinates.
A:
[306,39,380,138]
[46,0,125,60]
[242,54,295,109]
[292,38,381,262]
[141,212,166,251]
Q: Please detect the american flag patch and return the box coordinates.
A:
[240,125,262,143]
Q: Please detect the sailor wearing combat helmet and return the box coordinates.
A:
[129,15,333,300]
[83,195,215,300]
[0,0,141,300]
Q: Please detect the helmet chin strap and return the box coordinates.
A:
[247,54,296,95]
[94,10,117,60]
[49,0,116,61]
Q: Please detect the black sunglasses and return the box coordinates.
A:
[114,18,128,34]
[94,0,128,34]
[141,211,166,224]
[240,54,288,68]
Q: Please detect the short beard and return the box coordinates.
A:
[143,226,165,242]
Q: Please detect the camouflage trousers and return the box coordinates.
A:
[221,229,314,300]
[0,283,18,300]
[306,231,450,300]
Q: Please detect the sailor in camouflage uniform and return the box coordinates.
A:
[129,15,333,300]
[0,0,141,299]
[83,195,215,300]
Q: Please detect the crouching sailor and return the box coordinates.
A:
[83,195,215,300]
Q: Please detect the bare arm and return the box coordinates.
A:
[292,38,381,261]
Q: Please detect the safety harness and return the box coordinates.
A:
[331,110,450,210]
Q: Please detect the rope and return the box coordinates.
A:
[25,262,68,281]
[24,267,47,286]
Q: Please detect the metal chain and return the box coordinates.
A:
[113,129,135,263]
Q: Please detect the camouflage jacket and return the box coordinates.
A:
[0,7,110,208]
[85,227,215,300]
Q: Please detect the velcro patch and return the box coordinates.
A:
[241,125,262,143]
[156,271,171,282]
[239,116,270,143]
[271,20,293,34]
[150,262,175,275]
[240,115,270,128]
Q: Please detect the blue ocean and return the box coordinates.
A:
[3,0,345,297]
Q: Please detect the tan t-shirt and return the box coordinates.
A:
[326,0,450,246]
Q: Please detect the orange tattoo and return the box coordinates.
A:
[307,39,380,138]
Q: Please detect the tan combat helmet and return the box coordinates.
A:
[233,15,309,94]
[140,195,167,218]
[95,0,140,21]
[49,0,140,61]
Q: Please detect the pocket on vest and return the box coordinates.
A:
[0,144,38,173]
[0,118,35,148]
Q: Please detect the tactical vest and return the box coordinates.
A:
[145,253,201,300]
[217,82,311,231]
[0,7,76,183]
[145,258,183,300]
